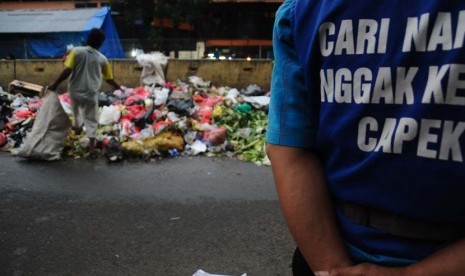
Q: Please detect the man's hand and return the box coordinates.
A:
[47,83,57,92]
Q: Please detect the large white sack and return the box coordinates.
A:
[137,52,168,86]
[18,90,71,160]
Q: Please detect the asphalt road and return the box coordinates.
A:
[0,153,295,276]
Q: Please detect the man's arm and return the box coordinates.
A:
[48,67,72,92]
[324,238,465,276]
[105,79,120,91]
[267,144,353,272]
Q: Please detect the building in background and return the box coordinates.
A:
[148,0,282,59]
[0,1,109,10]
[0,0,283,59]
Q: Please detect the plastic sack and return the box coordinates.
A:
[18,90,71,160]
[137,52,168,86]
[99,105,121,125]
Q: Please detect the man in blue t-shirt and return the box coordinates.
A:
[266,0,465,275]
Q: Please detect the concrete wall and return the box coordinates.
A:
[0,59,273,93]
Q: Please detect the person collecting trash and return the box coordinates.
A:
[49,28,121,158]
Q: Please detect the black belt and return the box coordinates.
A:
[338,201,463,242]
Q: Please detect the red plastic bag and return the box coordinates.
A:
[0,133,6,148]
[204,127,227,145]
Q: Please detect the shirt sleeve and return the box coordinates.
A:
[63,50,75,69]
[102,61,114,80]
[266,0,319,149]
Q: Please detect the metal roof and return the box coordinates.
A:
[0,8,104,33]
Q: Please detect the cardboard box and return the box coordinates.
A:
[8,80,45,98]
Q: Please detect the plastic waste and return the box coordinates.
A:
[18,90,71,160]
[121,140,145,156]
[168,149,180,157]
[192,269,247,276]
[234,103,252,114]
[152,120,172,135]
[135,102,156,127]
[189,76,210,88]
[27,98,42,112]
[153,87,170,106]
[105,137,123,162]
[183,131,198,145]
[204,127,227,146]
[0,132,6,148]
[242,96,270,109]
[167,111,180,123]
[241,84,264,96]
[2,77,270,165]
[99,105,121,125]
[144,132,184,151]
[167,96,194,116]
[137,52,168,87]
[185,140,207,155]
[12,108,34,120]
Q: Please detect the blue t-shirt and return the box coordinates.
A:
[267,0,465,265]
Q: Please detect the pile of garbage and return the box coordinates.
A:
[0,76,270,165]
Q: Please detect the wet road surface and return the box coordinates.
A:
[0,153,295,276]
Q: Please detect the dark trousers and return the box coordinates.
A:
[292,248,314,276]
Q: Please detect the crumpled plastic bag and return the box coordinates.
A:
[167,96,194,116]
[99,105,121,125]
[224,88,240,106]
[185,140,207,155]
[189,76,210,88]
[204,127,227,146]
[0,132,6,148]
[241,84,264,96]
[192,269,246,276]
[241,96,270,109]
[153,87,170,106]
